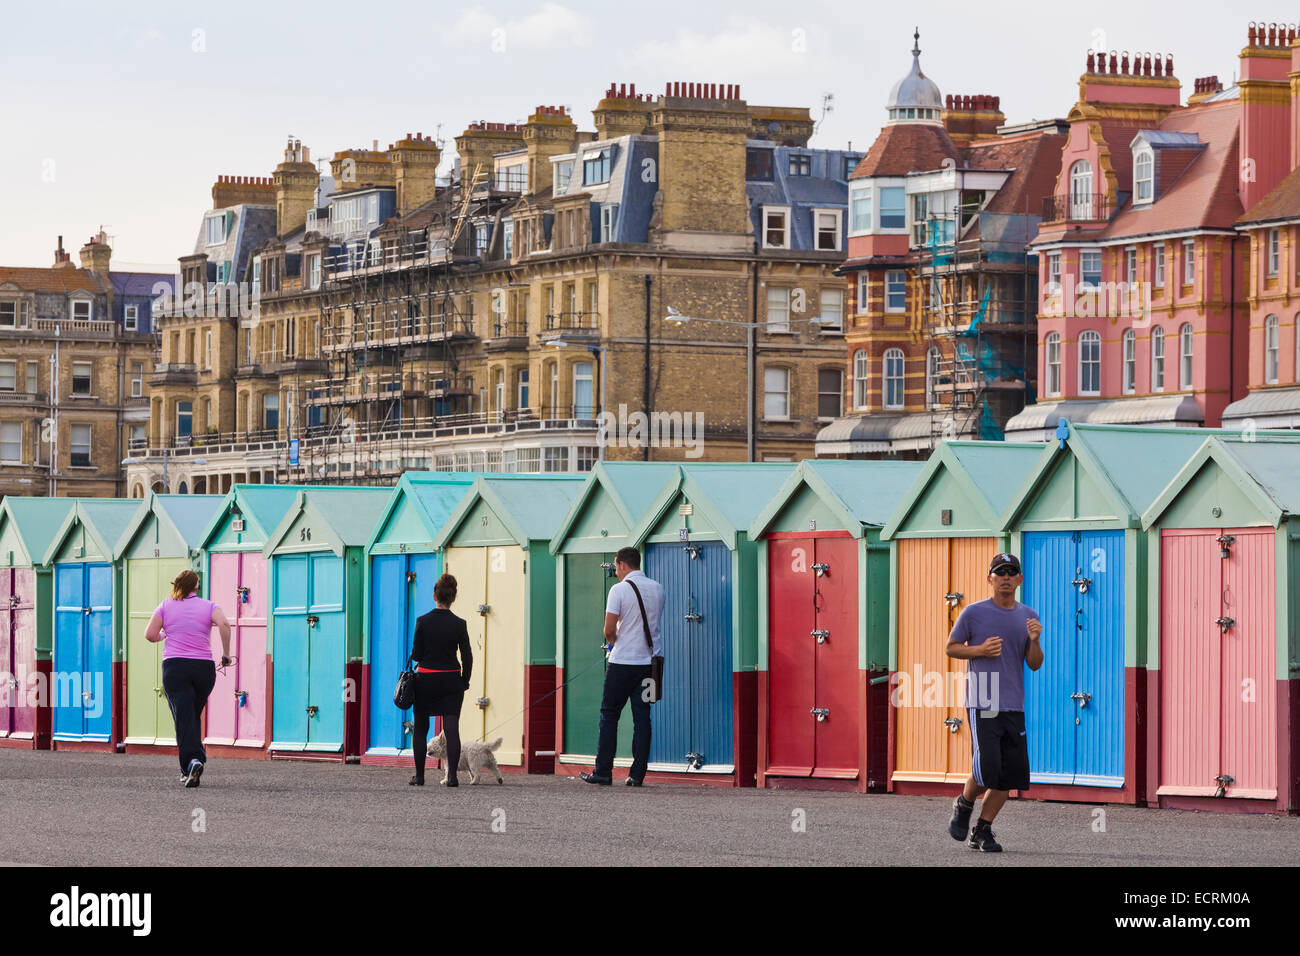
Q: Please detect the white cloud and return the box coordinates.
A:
[619,16,825,88]
[439,3,594,52]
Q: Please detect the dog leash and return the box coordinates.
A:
[473,652,608,743]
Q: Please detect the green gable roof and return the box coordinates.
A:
[1142,437,1300,529]
[197,485,307,553]
[629,463,796,550]
[882,441,1042,539]
[0,496,76,567]
[263,487,394,556]
[43,498,144,565]
[436,475,584,549]
[748,459,926,539]
[115,493,224,559]
[549,461,683,554]
[365,472,481,552]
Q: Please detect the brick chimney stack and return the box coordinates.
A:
[1239,21,1295,210]
[78,229,112,274]
[274,138,319,237]
[53,235,74,268]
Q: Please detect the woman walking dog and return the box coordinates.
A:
[144,570,232,787]
[409,573,473,787]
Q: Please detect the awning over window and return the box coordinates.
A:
[1220,387,1300,430]
[1004,395,1203,441]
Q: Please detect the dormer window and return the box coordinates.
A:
[583,149,611,186]
[71,298,92,322]
[204,213,227,246]
[763,207,790,249]
[746,148,774,181]
[1134,149,1153,203]
[788,154,811,177]
[554,160,574,193]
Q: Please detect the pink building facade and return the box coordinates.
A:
[1008,25,1300,439]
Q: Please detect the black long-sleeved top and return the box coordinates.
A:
[411,608,472,685]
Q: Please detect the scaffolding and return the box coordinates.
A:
[277,165,496,484]
[919,208,1035,445]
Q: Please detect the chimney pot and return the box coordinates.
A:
[630,83,636,96]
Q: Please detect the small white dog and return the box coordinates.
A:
[427,730,504,785]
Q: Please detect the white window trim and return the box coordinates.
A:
[762,206,791,250]
[124,304,138,331]
[0,360,16,393]
[1268,229,1280,277]
[882,348,905,410]
[852,350,869,410]
[1078,330,1101,397]
[1121,329,1136,395]
[0,421,23,464]
[818,288,844,334]
[1183,240,1196,285]
[1044,332,1062,397]
[1134,148,1154,204]
[812,207,843,252]
[848,183,873,237]
[69,423,92,467]
[1154,244,1166,288]
[70,296,93,322]
[816,367,843,421]
[856,273,870,315]
[1046,253,1061,293]
[763,366,791,421]
[766,286,792,333]
[1180,323,1194,391]
[878,185,907,233]
[1265,315,1280,384]
[1125,246,1138,286]
[884,270,907,314]
[1151,326,1166,393]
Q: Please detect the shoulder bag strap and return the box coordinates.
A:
[625,579,654,652]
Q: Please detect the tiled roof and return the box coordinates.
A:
[851,123,962,178]
[0,266,107,294]
[1238,165,1300,226]
[970,131,1068,214]
[1099,100,1241,240]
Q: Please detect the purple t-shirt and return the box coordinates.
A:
[154,595,216,662]
[949,598,1038,712]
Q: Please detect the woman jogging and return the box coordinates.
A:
[144,570,232,787]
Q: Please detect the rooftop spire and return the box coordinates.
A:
[912,26,920,58]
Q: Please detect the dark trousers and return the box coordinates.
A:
[162,657,216,773]
[413,706,461,782]
[595,662,652,781]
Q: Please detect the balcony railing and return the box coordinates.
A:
[542,311,599,333]
[1041,193,1111,224]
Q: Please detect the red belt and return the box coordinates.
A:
[417,667,459,674]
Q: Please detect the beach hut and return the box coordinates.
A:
[1141,437,1300,813]
[362,472,478,766]
[433,475,583,773]
[0,497,75,750]
[198,485,306,757]
[548,461,681,773]
[748,460,924,791]
[263,487,392,760]
[41,498,141,750]
[114,493,223,752]
[996,422,1298,804]
[879,441,1043,794]
[623,462,795,786]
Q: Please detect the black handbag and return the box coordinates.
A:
[393,652,416,710]
[626,579,664,704]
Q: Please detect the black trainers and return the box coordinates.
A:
[408,775,424,786]
[948,795,974,840]
[183,760,204,789]
[968,820,1003,852]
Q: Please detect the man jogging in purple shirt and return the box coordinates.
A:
[945,552,1043,852]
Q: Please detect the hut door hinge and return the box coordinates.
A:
[1214,616,1235,634]
[1213,773,1234,797]
[810,707,830,722]
[1216,534,1235,558]
[943,716,962,733]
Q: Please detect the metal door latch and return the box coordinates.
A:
[685,751,705,769]
[943,716,962,733]
[1216,534,1235,558]
[1070,691,1092,708]
[306,615,319,628]
[6,675,18,689]
[402,720,413,735]
[811,629,830,644]
[1214,616,1235,633]
[810,707,830,722]
[83,607,91,616]
[811,562,830,577]
[476,697,490,709]
[306,705,319,718]
[1071,576,1092,594]
[236,586,249,603]
[1214,773,1234,798]
[944,592,964,608]
[684,611,703,623]
[154,686,164,699]
[406,571,417,582]
[8,595,18,607]
[477,604,491,615]
[235,690,248,708]
[82,690,94,702]
[682,545,701,560]
[601,562,616,577]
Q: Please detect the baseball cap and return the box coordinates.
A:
[989,553,1021,575]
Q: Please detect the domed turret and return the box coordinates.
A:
[886,28,943,125]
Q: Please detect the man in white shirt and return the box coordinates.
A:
[580,547,664,787]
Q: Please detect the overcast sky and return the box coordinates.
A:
[0,0,1272,270]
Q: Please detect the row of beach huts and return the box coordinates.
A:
[0,421,1297,813]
